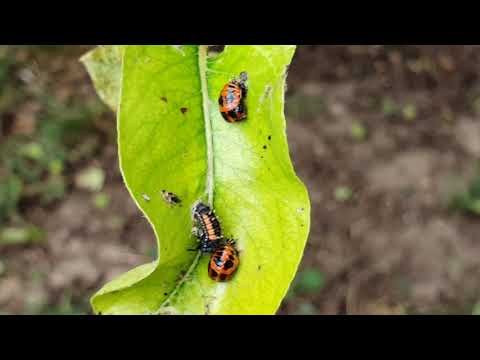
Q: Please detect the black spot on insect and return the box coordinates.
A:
[263,145,267,150]
[268,135,272,141]
[210,269,218,278]
[220,274,227,281]
[181,107,188,114]
[161,97,168,103]
[227,110,238,119]
[224,260,234,270]
[228,255,235,261]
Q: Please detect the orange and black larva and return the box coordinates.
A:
[191,201,223,253]
[218,72,248,123]
[208,238,240,282]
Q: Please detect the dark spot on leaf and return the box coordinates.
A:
[268,135,272,141]
[98,312,102,315]
[164,292,168,296]
[181,107,188,114]
[264,85,272,97]
[258,265,262,271]
[263,145,267,150]
[161,97,168,103]
[261,156,264,159]
[224,260,234,269]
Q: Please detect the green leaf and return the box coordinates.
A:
[85,45,310,315]
[80,45,124,111]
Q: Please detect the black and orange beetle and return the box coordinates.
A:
[218,72,248,123]
[208,238,240,282]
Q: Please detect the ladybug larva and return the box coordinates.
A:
[218,72,248,123]
[191,201,223,253]
[208,238,240,282]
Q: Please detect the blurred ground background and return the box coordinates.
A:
[1,45,480,315]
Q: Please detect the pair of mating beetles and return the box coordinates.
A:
[190,201,240,282]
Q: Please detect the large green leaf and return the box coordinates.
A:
[83,45,310,315]
[80,45,124,112]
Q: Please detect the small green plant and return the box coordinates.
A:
[93,193,110,209]
[294,269,325,294]
[382,96,418,123]
[402,103,417,122]
[472,302,480,315]
[75,166,105,192]
[0,176,23,223]
[0,226,45,245]
[0,260,6,276]
[350,121,367,142]
[382,96,399,118]
[451,167,480,216]
[335,186,353,202]
[284,268,325,303]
